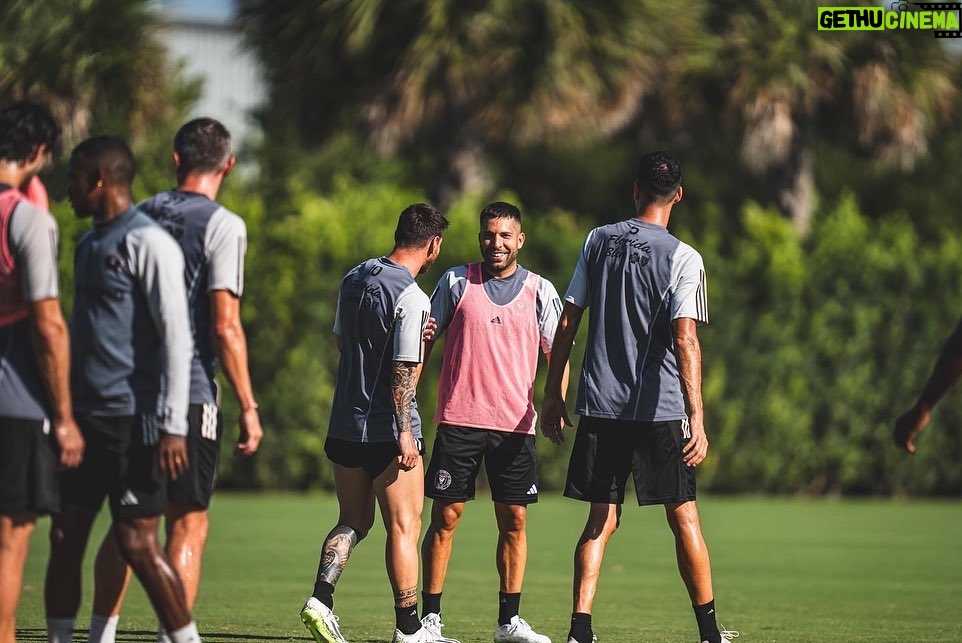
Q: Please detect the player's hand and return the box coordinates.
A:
[396,431,420,471]
[53,417,84,469]
[682,415,709,467]
[422,316,438,342]
[235,407,264,457]
[157,434,189,480]
[540,391,573,445]
[893,404,930,455]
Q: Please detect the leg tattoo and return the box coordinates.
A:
[316,525,361,587]
[394,586,418,609]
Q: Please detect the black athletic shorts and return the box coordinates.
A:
[61,415,166,519]
[325,436,425,479]
[0,416,59,515]
[425,424,539,505]
[167,403,222,509]
[564,416,696,506]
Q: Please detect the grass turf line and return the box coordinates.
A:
[16,494,962,642]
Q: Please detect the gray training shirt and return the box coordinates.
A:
[71,207,193,436]
[328,257,430,443]
[565,218,708,422]
[140,189,247,405]
[0,191,60,421]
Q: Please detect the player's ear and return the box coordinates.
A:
[673,185,683,204]
[223,154,236,177]
[517,231,525,249]
[172,151,181,172]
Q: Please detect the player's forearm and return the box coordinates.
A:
[545,351,571,401]
[545,304,582,397]
[675,327,704,420]
[391,361,419,433]
[29,301,74,422]
[215,319,258,411]
[916,321,962,412]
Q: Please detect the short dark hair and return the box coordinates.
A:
[479,201,522,227]
[394,203,449,248]
[173,117,231,173]
[0,101,61,163]
[635,151,682,203]
[70,136,137,186]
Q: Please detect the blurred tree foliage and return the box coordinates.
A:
[8,0,962,494]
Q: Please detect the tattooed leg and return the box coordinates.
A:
[311,524,364,607]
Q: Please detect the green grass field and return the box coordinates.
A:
[15,494,962,642]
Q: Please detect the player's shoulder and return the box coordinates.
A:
[209,203,246,231]
[438,263,469,284]
[671,239,704,265]
[127,210,180,251]
[10,198,56,232]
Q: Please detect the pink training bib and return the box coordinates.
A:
[0,189,29,327]
[435,262,542,434]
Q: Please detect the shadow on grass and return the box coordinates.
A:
[17,629,307,642]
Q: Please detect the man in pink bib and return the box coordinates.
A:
[420,202,566,643]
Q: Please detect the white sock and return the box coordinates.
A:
[156,624,171,643]
[46,617,75,643]
[88,614,120,643]
[168,621,200,643]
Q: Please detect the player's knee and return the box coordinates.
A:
[113,522,159,565]
[330,523,366,545]
[48,513,93,554]
[498,507,527,535]
[431,504,463,534]
[170,509,209,543]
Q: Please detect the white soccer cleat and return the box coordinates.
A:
[300,597,349,643]
[420,613,461,643]
[392,626,433,643]
[702,627,739,643]
[494,616,551,643]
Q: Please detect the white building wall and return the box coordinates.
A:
[155,9,265,144]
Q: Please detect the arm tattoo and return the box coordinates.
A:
[392,362,418,433]
[394,586,418,608]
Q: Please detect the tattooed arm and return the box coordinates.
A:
[392,360,422,470]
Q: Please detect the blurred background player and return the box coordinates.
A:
[0,101,84,643]
[541,152,736,643]
[299,204,448,643]
[44,136,199,643]
[420,202,565,643]
[88,117,263,642]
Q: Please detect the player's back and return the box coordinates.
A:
[329,257,429,443]
[572,218,707,421]
[140,189,246,404]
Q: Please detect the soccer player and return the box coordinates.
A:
[299,204,449,643]
[85,117,263,642]
[893,320,962,454]
[0,101,84,643]
[44,137,200,643]
[541,152,737,643]
[419,202,564,643]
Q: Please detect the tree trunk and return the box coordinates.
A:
[777,138,815,237]
[430,133,491,208]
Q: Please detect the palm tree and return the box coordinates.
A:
[0,0,185,148]
[704,0,957,234]
[239,0,706,204]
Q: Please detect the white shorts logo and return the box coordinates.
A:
[434,469,452,491]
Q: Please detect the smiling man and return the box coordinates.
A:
[419,202,566,643]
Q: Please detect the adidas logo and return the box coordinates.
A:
[491,316,503,325]
[119,490,140,506]
[527,484,538,495]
